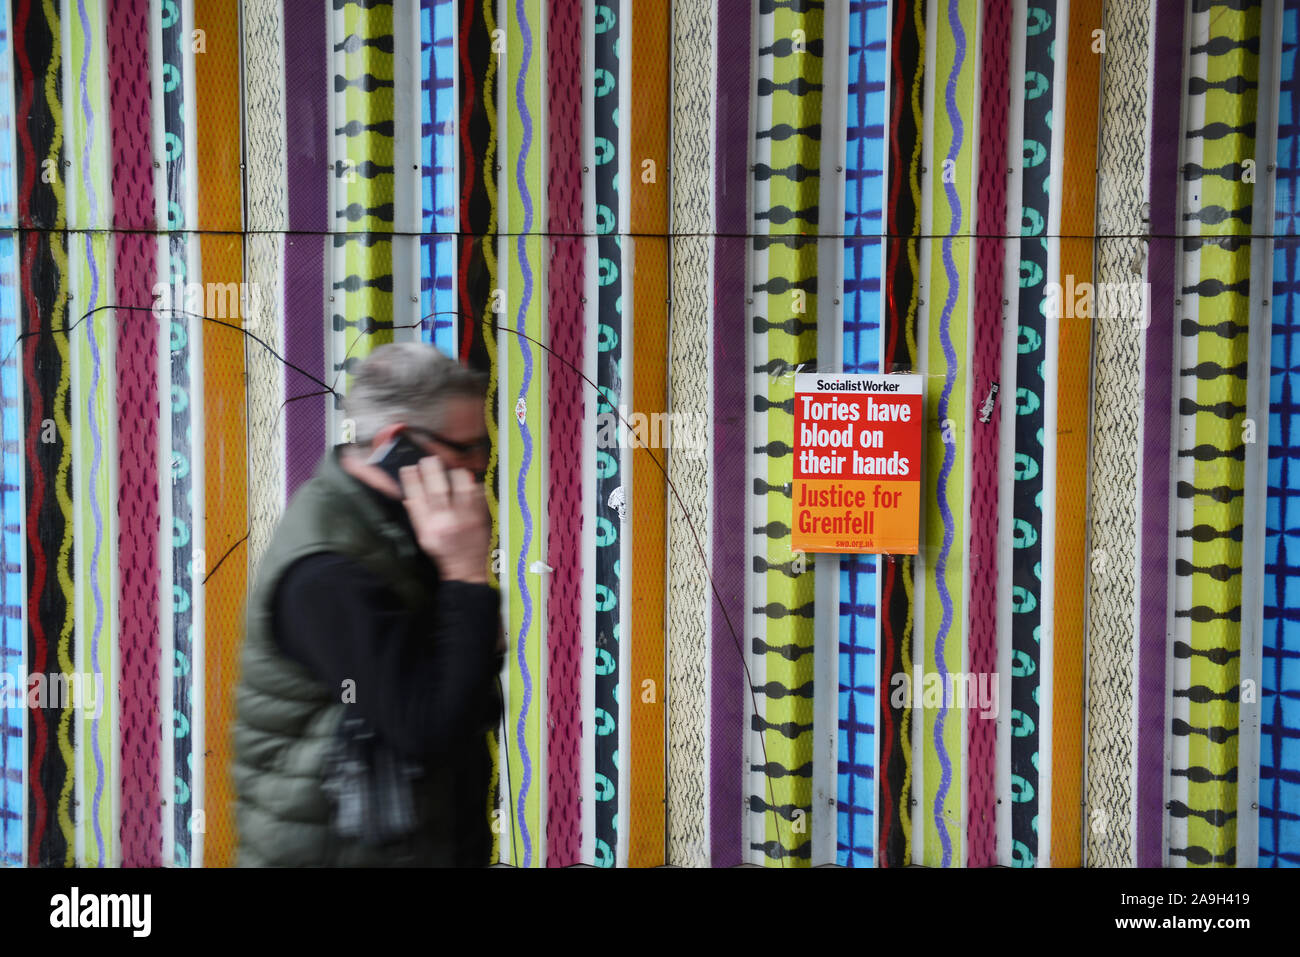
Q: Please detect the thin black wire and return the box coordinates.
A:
[8,300,789,864]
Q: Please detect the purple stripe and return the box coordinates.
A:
[711,0,750,868]
[283,238,327,497]
[284,1,329,234]
[1138,0,1185,869]
[282,1,329,493]
[932,0,966,869]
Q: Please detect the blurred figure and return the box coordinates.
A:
[235,342,502,866]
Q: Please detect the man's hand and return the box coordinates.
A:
[400,456,490,584]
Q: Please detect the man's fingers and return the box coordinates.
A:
[448,466,477,499]
[453,468,488,523]
[400,464,429,519]
[420,454,451,511]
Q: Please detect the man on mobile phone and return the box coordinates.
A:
[234,342,503,866]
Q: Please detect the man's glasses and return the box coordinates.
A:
[404,426,492,457]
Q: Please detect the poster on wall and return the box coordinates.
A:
[791,373,923,554]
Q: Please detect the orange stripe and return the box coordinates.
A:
[194,0,247,868]
[1051,0,1102,867]
[627,0,670,867]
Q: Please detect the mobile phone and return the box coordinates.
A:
[366,432,429,486]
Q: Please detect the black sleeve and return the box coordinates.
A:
[271,553,504,761]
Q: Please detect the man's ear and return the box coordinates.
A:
[366,421,408,453]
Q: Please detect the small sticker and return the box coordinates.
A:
[607,486,627,521]
[978,382,1000,423]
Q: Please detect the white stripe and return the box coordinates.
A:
[1236,0,1285,872]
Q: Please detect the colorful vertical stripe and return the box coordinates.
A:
[67,0,113,868]
[711,0,750,870]
[1009,0,1056,868]
[18,0,75,870]
[666,0,713,868]
[502,0,544,867]
[967,0,1011,871]
[1050,0,1103,867]
[837,0,889,869]
[421,0,457,354]
[748,2,823,867]
[1085,0,1152,868]
[917,0,977,869]
[878,0,923,868]
[1263,0,1300,869]
[545,0,583,868]
[627,0,670,868]
[0,0,20,868]
[1169,0,1259,868]
[194,0,246,867]
[591,0,622,868]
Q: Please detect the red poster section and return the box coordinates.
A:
[792,373,923,554]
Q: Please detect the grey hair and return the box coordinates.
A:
[342,342,487,444]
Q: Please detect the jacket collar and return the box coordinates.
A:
[315,444,418,561]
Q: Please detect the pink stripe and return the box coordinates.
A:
[545,0,583,867]
[109,0,160,867]
[965,0,1010,868]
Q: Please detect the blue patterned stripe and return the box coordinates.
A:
[1263,0,1300,869]
[0,240,16,869]
[592,0,621,867]
[421,0,457,355]
[0,223,15,868]
[1010,0,1056,867]
[836,0,887,868]
[0,0,20,868]
[161,0,195,868]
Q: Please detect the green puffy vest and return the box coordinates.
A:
[234,445,480,866]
